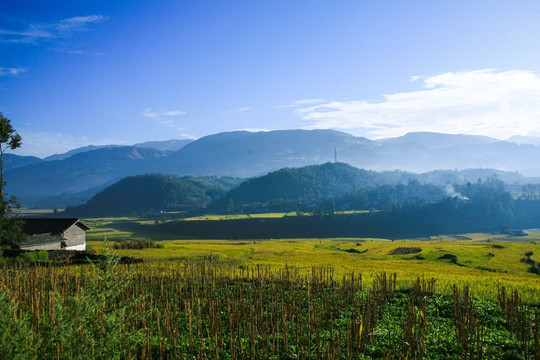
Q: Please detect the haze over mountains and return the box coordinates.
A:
[6,129,540,208]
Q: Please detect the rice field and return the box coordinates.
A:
[88,232,540,303]
[2,217,540,359]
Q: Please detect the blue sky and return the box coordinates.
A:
[2,1,540,157]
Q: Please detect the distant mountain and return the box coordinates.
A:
[371,132,540,174]
[158,130,540,176]
[5,146,169,196]
[377,132,497,148]
[16,181,117,210]
[44,139,192,161]
[505,135,540,146]
[3,153,42,171]
[64,174,241,217]
[134,139,193,151]
[7,129,540,208]
[159,129,376,177]
[44,145,122,161]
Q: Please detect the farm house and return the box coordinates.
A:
[19,218,90,251]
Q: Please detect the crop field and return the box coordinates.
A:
[89,233,540,303]
[3,216,540,359]
[1,255,539,359]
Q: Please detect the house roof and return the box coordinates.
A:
[22,218,91,235]
[22,234,64,247]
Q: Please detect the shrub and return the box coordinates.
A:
[20,251,37,262]
[389,247,422,255]
[111,238,164,250]
[35,250,49,262]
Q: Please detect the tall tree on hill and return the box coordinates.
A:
[0,113,24,248]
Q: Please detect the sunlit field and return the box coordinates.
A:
[89,230,540,303]
[180,210,370,221]
[3,219,539,358]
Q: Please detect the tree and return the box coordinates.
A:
[0,113,22,207]
[0,113,24,248]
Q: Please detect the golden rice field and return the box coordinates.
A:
[3,216,540,359]
[89,230,540,304]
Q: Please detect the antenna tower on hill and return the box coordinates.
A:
[334,147,337,163]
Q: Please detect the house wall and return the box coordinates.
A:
[63,224,86,250]
[65,244,86,251]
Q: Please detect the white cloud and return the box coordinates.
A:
[236,107,252,112]
[0,15,108,44]
[142,108,186,128]
[161,110,185,116]
[180,133,199,139]
[56,15,108,32]
[0,67,26,76]
[142,108,186,118]
[295,69,540,140]
[293,99,326,105]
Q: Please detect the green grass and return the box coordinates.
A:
[84,217,158,241]
[181,210,370,221]
[13,208,61,214]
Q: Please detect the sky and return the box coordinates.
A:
[2,1,540,157]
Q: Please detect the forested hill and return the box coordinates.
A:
[210,162,447,212]
[216,162,381,205]
[63,163,540,217]
[64,175,241,217]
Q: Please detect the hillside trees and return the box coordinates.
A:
[0,113,24,248]
[64,174,241,217]
[211,163,447,213]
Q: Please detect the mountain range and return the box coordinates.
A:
[5,129,540,208]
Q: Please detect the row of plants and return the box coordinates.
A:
[0,254,538,359]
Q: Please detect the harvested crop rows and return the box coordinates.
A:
[1,257,538,359]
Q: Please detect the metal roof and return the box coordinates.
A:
[22,218,91,235]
